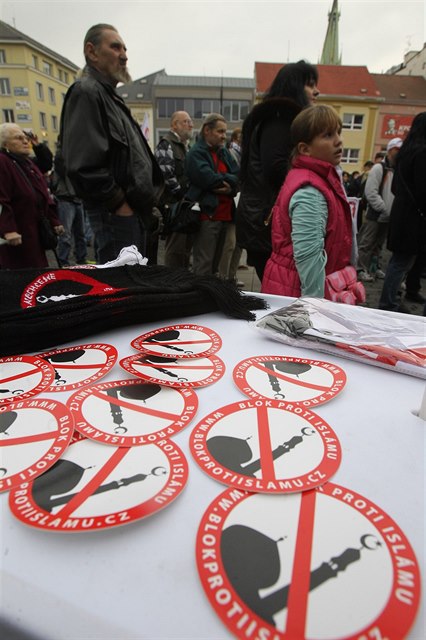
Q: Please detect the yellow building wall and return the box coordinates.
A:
[0,41,78,149]
[322,99,380,172]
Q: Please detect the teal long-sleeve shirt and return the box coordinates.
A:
[289,185,328,297]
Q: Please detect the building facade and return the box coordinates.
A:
[371,73,426,155]
[152,74,255,146]
[118,72,255,148]
[388,44,426,80]
[0,20,78,148]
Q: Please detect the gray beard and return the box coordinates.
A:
[114,67,132,84]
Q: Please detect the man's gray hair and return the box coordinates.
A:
[201,113,226,137]
[83,23,117,62]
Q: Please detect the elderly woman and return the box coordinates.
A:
[0,123,62,268]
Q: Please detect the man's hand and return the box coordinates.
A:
[213,181,232,195]
[115,201,134,216]
[54,225,65,235]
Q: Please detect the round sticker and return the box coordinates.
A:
[190,399,341,493]
[9,437,188,531]
[131,324,222,359]
[39,343,118,392]
[120,353,225,389]
[233,356,346,407]
[196,482,421,640]
[0,356,55,405]
[0,398,74,492]
[68,378,198,445]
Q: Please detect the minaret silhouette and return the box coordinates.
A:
[320,0,342,65]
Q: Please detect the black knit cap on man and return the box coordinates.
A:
[58,24,164,264]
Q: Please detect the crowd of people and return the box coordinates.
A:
[1,22,425,316]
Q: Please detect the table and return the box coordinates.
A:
[1,295,424,640]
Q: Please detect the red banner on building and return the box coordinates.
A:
[381,115,413,139]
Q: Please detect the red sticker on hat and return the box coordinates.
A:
[131,324,222,359]
[68,378,198,445]
[196,482,421,639]
[9,437,188,531]
[190,399,341,493]
[39,343,118,392]
[0,356,55,404]
[0,398,74,492]
[120,353,225,388]
[20,269,122,308]
[233,356,346,407]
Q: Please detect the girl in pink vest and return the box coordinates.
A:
[262,105,365,305]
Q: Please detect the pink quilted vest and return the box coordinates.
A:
[262,155,356,299]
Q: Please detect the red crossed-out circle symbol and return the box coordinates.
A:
[233,355,346,407]
[131,324,222,359]
[190,399,341,493]
[9,437,188,531]
[196,482,420,639]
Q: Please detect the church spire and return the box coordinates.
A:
[320,0,342,65]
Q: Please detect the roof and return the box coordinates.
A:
[372,73,426,105]
[0,19,78,70]
[154,74,255,89]
[255,61,381,98]
[117,69,166,101]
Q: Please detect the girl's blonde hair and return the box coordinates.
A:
[290,105,342,151]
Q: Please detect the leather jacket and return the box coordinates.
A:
[59,67,164,220]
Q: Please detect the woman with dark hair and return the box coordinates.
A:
[236,60,319,280]
[379,111,426,313]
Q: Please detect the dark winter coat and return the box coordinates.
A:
[0,151,60,269]
[236,97,302,257]
[387,148,426,254]
[59,67,164,221]
[185,137,239,217]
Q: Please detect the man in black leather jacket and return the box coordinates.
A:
[59,23,164,263]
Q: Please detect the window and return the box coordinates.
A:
[64,72,69,84]
[194,99,221,119]
[48,87,56,104]
[157,97,251,121]
[0,78,11,95]
[222,100,250,122]
[157,98,185,118]
[341,148,360,164]
[2,109,14,123]
[35,81,44,100]
[51,114,58,131]
[0,50,6,64]
[42,60,53,76]
[32,55,38,69]
[39,112,47,129]
[342,113,364,130]
[58,69,63,82]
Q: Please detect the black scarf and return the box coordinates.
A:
[0,264,267,356]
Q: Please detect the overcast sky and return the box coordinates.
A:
[1,0,425,79]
